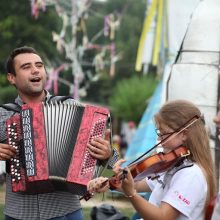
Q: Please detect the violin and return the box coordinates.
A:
[81,146,190,201]
[109,145,190,187]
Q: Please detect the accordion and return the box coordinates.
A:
[6,101,110,195]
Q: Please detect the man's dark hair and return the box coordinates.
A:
[6,46,38,75]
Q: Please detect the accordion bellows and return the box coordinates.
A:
[6,101,110,195]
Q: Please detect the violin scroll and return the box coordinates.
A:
[109,170,128,190]
[80,170,128,201]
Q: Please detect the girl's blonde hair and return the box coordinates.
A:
[154,99,216,205]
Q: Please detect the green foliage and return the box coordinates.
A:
[0,75,8,86]
[109,76,158,124]
[83,0,148,109]
[0,0,154,120]
[87,0,146,79]
[0,204,3,219]
[0,0,64,102]
[0,86,17,104]
[0,0,63,73]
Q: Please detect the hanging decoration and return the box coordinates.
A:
[104,13,120,40]
[135,0,168,73]
[31,0,46,19]
[30,0,121,98]
[45,64,68,95]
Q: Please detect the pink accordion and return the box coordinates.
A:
[6,101,110,195]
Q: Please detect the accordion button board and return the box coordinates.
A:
[6,101,110,195]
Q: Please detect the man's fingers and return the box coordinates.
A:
[0,143,16,160]
[87,137,111,160]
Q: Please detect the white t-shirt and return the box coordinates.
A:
[145,163,207,220]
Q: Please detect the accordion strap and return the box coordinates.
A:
[0,103,21,113]
[0,96,74,113]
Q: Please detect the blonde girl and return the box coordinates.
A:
[88,99,216,220]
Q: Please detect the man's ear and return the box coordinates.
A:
[7,73,16,85]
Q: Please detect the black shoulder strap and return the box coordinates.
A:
[0,96,74,112]
[0,103,21,113]
[48,95,74,103]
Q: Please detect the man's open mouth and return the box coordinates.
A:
[30,77,41,82]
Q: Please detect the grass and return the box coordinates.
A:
[0,169,136,219]
[83,192,135,220]
[0,184,135,220]
[0,204,3,219]
[0,204,134,220]
[82,191,135,219]
[83,207,134,220]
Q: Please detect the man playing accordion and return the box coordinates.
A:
[0,46,119,220]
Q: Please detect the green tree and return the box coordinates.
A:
[0,74,17,104]
[0,87,17,104]
[0,0,63,72]
[109,76,158,124]
[0,0,147,100]
[84,0,148,105]
[0,0,63,103]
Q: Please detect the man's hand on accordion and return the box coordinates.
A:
[87,129,112,160]
[0,143,16,161]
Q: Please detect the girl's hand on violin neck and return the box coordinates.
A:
[121,167,136,197]
[87,177,109,193]
[113,158,126,174]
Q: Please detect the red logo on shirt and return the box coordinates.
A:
[174,191,190,205]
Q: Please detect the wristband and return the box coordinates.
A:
[124,189,137,198]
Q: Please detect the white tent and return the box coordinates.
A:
[127,0,220,190]
[126,0,203,163]
[166,0,220,188]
